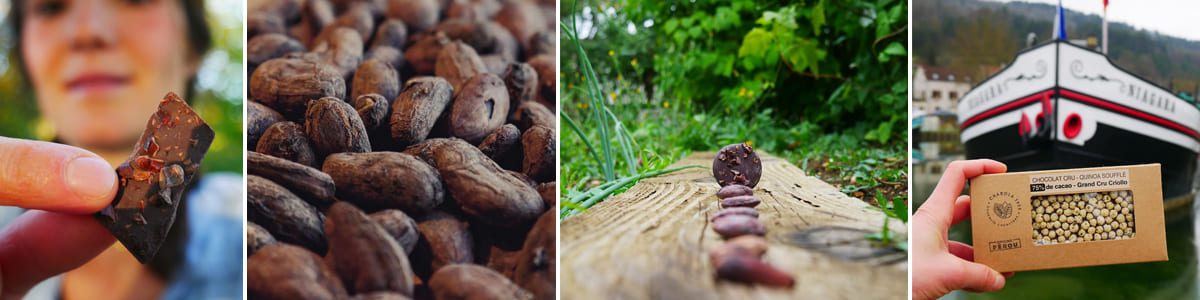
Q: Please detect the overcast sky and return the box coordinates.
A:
[983,0,1199,41]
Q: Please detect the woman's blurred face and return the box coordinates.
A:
[22,0,195,150]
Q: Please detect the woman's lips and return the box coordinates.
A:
[66,74,131,94]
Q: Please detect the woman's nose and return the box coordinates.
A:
[68,0,116,52]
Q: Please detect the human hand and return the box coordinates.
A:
[0,137,118,299]
[912,159,1012,300]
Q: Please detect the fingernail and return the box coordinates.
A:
[66,157,116,202]
[990,271,1006,290]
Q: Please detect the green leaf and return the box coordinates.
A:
[883,42,906,56]
[876,122,892,144]
[738,28,772,58]
[783,44,809,74]
[664,18,679,34]
[717,56,735,77]
[891,80,907,93]
[893,196,908,223]
[811,0,826,35]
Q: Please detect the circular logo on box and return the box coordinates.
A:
[985,191,1020,227]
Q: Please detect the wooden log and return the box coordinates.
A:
[560,151,907,299]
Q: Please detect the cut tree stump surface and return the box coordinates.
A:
[560,151,907,300]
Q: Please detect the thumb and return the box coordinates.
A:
[0,137,118,214]
[957,260,1006,292]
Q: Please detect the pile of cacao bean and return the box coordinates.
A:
[246,0,556,299]
[708,143,795,288]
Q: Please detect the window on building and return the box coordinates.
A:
[932,90,942,99]
[932,73,939,80]
[949,91,958,100]
[949,74,955,81]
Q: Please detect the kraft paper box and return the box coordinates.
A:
[969,164,1168,272]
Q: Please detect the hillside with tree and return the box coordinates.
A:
[913,0,1200,95]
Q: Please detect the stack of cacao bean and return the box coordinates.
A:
[707,143,795,288]
[246,0,556,299]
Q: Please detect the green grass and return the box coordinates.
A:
[558,6,708,217]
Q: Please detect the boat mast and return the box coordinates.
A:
[1103,0,1109,54]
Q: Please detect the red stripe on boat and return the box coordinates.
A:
[1059,89,1200,141]
[961,89,1200,142]
[961,90,1054,129]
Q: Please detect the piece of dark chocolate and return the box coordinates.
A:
[712,143,762,188]
[94,92,214,263]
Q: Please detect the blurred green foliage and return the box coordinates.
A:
[563,0,909,146]
[0,1,243,174]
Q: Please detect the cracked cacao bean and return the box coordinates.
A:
[525,55,555,111]
[403,30,450,75]
[248,101,286,151]
[520,125,554,183]
[351,94,391,130]
[248,175,328,254]
[716,184,753,200]
[720,195,761,208]
[365,46,408,74]
[314,27,364,84]
[391,77,454,146]
[509,101,554,132]
[711,214,766,238]
[306,97,372,158]
[385,0,439,33]
[503,63,538,106]
[481,54,510,76]
[514,211,555,300]
[447,73,509,144]
[493,0,543,52]
[428,264,533,300]
[710,207,759,223]
[370,19,408,50]
[249,243,347,300]
[535,182,555,211]
[370,209,420,255]
[427,139,544,227]
[248,33,306,76]
[350,59,401,105]
[477,123,521,162]
[413,210,474,279]
[248,12,286,38]
[247,151,336,207]
[710,253,794,288]
[250,58,345,119]
[325,201,415,296]
[256,121,319,168]
[248,222,277,256]
[435,41,487,91]
[313,4,374,46]
[323,151,443,214]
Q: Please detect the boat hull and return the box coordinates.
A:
[958,41,1200,205]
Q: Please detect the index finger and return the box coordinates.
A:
[915,159,1007,229]
[0,137,118,214]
